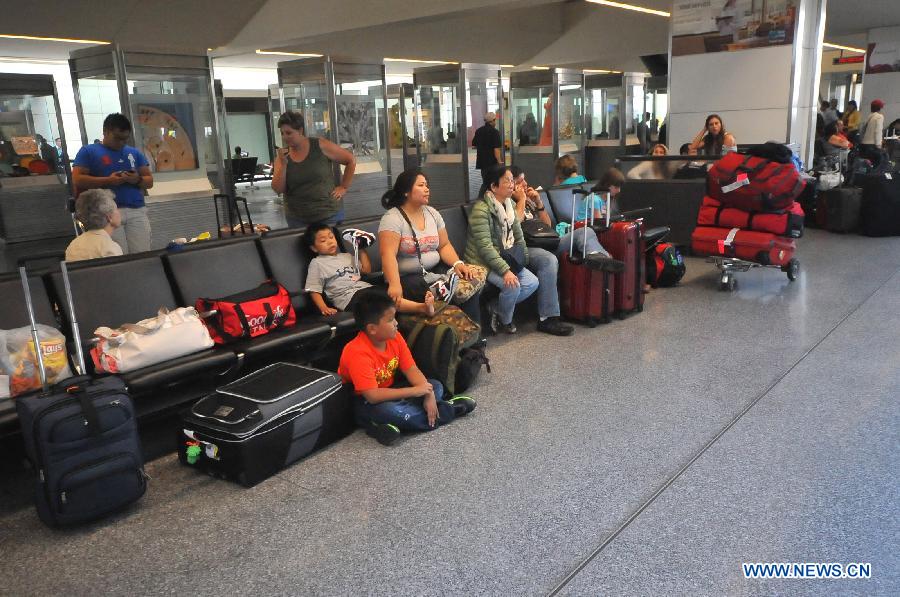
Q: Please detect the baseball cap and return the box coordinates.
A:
[484,112,497,122]
[871,99,885,110]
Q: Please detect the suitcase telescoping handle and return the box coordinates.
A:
[16,252,69,391]
[59,261,88,375]
[18,266,49,392]
[570,189,592,261]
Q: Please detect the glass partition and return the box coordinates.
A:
[125,71,218,179]
[0,73,75,243]
[279,57,391,221]
[558,81,584,157]
[387,83,418,173]
[509,69,584,189]
[69,47,226,249]
[282,78,329,138]
[616,155,718,180]
[413,64,502,203]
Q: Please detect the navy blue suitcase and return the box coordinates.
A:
[15,264,146,526]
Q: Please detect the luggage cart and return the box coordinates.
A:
[707,255,800,291]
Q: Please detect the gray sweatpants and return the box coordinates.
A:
[111,206,152,254]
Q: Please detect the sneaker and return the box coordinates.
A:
[537,316,574,336]
[428,271,460,303]
[497,321,517,334]
[365,422,401,446]
[448,395,477,416]
[584,254,625,273]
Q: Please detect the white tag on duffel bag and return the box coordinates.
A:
[92,307,214,373]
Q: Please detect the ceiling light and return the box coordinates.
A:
[500,64,516,68]
[584,69,621,74]
[0,33,110,45]
[384,58,458,65]
[0,56,67,64]
[531,66,550,70]
[256,50,323,57]
[823,42,866,53]
[585,1,670,17]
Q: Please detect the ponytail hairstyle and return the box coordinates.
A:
[381,168,426,209]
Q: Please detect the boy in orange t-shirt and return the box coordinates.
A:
[338,290,475,445]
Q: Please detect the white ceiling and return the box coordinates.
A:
[0,0,897,72]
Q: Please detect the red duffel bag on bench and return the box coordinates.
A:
[697,196,805,238]
[196,281,296,344]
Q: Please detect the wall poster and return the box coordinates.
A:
[135,102,199,172]
[672,0,798,57]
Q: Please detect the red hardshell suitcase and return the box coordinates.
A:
[559,190,615,326]
[707,153,805,212]
[598,220,645,316]
[691,226,796,266]
[697,196,805,238]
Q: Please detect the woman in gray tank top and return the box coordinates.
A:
[272,110,356,228]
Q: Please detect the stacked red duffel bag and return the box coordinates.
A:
[692,145,805,266]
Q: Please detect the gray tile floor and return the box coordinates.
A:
[1,228,898,596]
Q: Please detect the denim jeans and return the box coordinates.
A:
[557,228,610,259]
[285,207,345,229]
[486,246,561,324]
[353,378,454,432]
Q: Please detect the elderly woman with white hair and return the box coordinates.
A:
[65,188,124,262]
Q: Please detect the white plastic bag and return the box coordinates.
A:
[91,307,214,373]
[0,325,74,397]
[818,169,843,191]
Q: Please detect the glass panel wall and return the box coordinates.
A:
[0,74,75,243]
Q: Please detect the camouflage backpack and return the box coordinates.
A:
[397,303,488,395]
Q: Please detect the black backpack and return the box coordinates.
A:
[646,243,686,288]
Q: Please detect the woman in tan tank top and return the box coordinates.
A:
[272,110,356,227]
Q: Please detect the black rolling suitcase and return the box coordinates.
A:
[179,362,350,486]
[860,174,900,237]
[816,187,862,233]
[15,263,146,527]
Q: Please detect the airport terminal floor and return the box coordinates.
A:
[1,227,897,595]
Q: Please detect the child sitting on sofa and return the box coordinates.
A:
[305,223,435,316]
[338,290,476,445]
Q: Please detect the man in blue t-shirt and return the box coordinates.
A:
[73,113,154,254]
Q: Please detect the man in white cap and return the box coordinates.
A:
[472,111,502,187]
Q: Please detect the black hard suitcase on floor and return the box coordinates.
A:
[816,187,861,233]
[15,263,146,526]
[860,174,900,236]
[179,362,351,486]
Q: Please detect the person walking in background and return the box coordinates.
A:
[272,110,356,228]
[72,113,153,254]
[472,112,501,186]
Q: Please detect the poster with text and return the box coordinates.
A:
[672,0,797,57]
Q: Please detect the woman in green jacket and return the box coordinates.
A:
[464,165,574,337]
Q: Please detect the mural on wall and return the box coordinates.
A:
[866,39,900,74]
[335,97,376,156]
[135,103,198,172]
[672,0,798,57]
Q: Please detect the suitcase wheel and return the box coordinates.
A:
[782,258,800,281]
[719,273,737,292]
